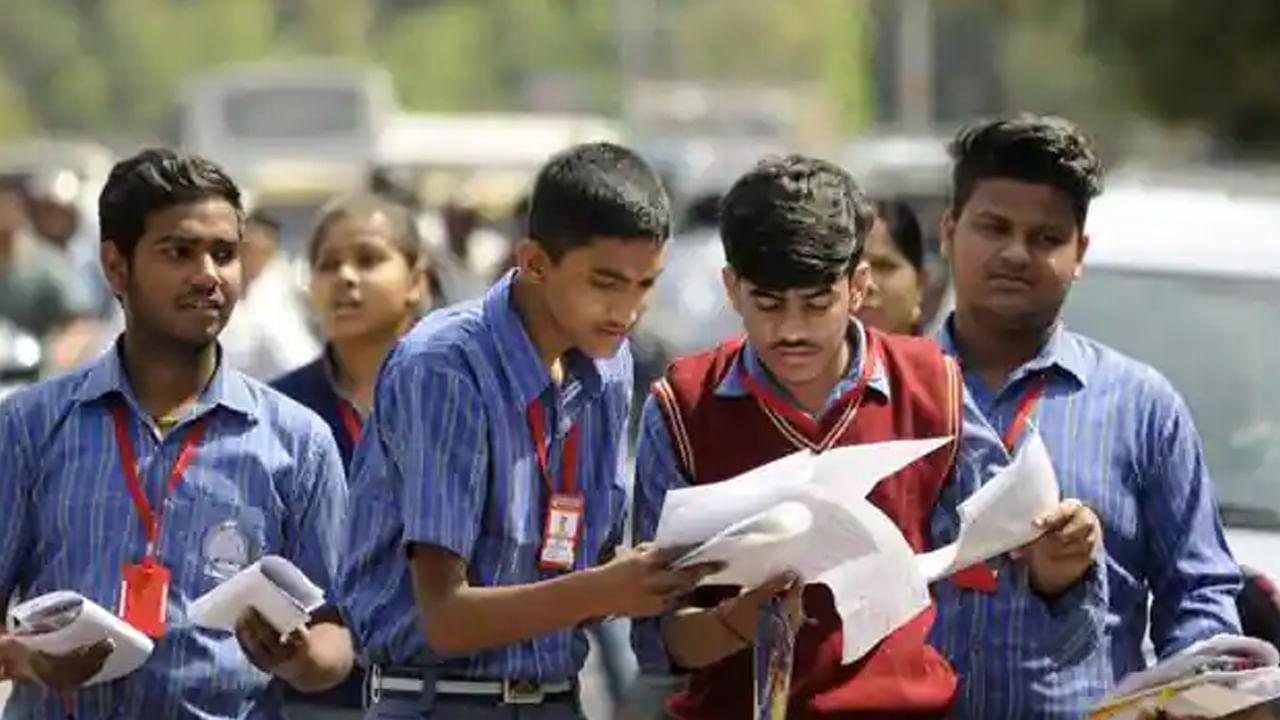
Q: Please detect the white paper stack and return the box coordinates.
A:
[1090,635,1280,719]
[6,591,154,685]
[655,433,1066,666]
[189,555,325,636]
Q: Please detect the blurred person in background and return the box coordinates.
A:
[856,199,927,336]
[0,184,99,369]
[272,193,430,718]
[0,148,353,719]
[273,193,430,468]
[931,115,1240,718]
[219,208,320,381]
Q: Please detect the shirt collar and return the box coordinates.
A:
[72,337,258,418]
[936,313,1089,388]
[713,318,891,401]
[483,270,603,407]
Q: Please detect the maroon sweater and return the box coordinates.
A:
[652,329,962,719]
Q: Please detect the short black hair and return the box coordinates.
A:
[719,154,875,291]
[99,148,242,258]
[527,142,671,260]
[949,114,1103,228]
[873,199,925,272]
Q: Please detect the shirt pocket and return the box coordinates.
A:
[166,468,273,600]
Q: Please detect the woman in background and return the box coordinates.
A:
[857,199,928,336]
[272,193,429,719]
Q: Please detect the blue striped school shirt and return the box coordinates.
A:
[931,317,1241,719]
[338,270,632,680]
[0,341,348,720]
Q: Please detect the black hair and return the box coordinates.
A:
[719,154,875,291]
[873,199,925,273]
[527,142,671,261]
[678,191,724,234]
[99,148,242,259]
[246,208,281,235]
[308,191,421,268]
[949,114,1103,228]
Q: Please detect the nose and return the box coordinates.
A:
[190,251,219,288]
[995,233,1033,268]
[336,262,360,286]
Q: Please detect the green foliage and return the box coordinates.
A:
[0,0,876,141]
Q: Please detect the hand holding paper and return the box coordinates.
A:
[189,556,325,636]
[657,437,951,664]
[6,591,154,686]
[916,431,1061,583]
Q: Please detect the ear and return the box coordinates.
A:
[406,260,429,309]
[1073,232,1090,280]
[939,210,957,261]
[848,261,871,312]
[514,238,553,282]
[100,241,129,298]
[721,266,742,315]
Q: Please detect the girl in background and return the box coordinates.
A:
[274,192,430,468]
[272,193,430,720]
[857,199,928,336]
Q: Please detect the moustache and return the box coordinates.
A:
[771,340,819,353]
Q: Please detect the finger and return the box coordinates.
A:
[1051,513,1095,545]
[745,572,800,600]
[1035,499,1083,530]
[237,612,282,667]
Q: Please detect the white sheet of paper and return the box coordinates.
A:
[654,437,952,551]
[811,437,954,505]
[189,555,325,635]
[1103,634,1280,704]
[654,449,815,550]
[917,431,1060,582]
[814,498,932,663]
[6,591,154,685]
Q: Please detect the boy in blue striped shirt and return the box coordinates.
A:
[0,149,353,718]
[340,142,718,719]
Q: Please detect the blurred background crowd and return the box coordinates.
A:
[3,1,1280,716]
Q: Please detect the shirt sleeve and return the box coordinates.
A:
[284,422,349,608]
[379,358,490,561]
[600,369,634,564]
[1142,380,1242,656]
[0,395,34,603]
[630,393,689,675]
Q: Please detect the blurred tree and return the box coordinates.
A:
[1085,0,1280,158]
[0,70,35,141]
[375,0,503,110]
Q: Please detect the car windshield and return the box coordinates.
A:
[1063,269,1280,529]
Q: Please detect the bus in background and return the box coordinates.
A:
[173,59,398,181]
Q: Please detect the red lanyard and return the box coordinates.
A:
[110,402,206,563]
[527,401,580,495]
[738,344,874,437]
[1002,377,1047,452]
[338,400,363,446]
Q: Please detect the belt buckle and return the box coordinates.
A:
[502,679,544,705]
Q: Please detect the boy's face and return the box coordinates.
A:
[724,266,868,390]
[535,236,665,359]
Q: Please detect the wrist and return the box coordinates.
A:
[569,566,614,621]
[713,601,753,647]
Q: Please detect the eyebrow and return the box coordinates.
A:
[591,267,661,284]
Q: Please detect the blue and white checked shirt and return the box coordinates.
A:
[931,317,1241,718]
[338,271,632,680]
[0,341,347,720]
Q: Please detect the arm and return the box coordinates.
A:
[630,394,791,670]
[271,427,353,692]
[1142,382,1242,656]
[389,364,705,655]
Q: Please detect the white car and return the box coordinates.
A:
[1066,176,1280,583]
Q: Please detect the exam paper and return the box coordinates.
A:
[657,437,951,665]
[814,499,932,663]
[916,431,1060,582]
[189,555,325,636]
[7,591,154,685]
